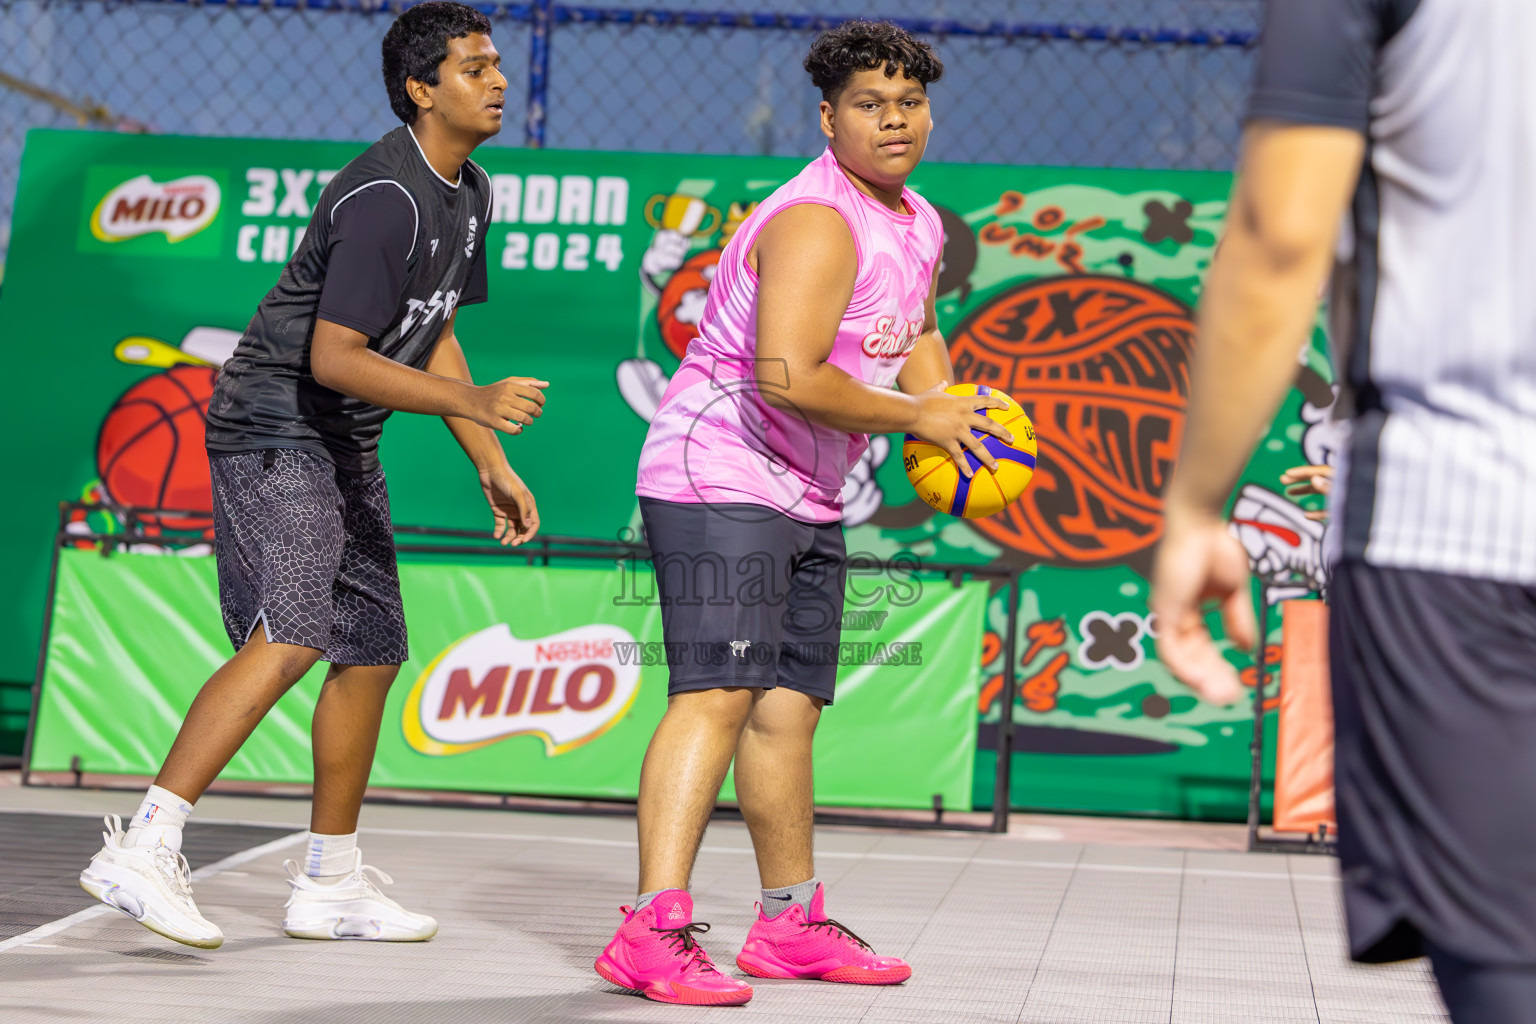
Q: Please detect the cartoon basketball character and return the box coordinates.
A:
[92,327,240,541]
[655,248,722,362]
[1229,362,1341,602]
[617,196,750,424]
[1229,485,1327,603]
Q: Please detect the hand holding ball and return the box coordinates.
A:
[904,384,1038,519]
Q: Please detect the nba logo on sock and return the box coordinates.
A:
[142,805,159,824]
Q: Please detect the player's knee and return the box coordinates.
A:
[666,686,757,728]
[746,692,823,740]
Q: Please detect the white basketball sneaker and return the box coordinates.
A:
[282,851,438,941]
[78,814,224,949]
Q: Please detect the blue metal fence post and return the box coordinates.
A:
[526,0,551,147]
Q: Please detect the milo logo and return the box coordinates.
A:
[947,274,1195,567]
[402,624,641,756]
[90,174,221,243]
[79,167,227,258]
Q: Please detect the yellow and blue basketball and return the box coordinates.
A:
[902,384,1038,519]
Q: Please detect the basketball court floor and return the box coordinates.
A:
[0,774,1448,1023]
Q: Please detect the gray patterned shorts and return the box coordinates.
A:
[209,449,408,666]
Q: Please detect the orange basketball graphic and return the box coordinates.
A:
[946,275,1195,566]
[656,248,720,360]
[96,365,218,534]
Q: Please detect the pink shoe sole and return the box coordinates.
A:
[736,951,912,985]
[595,955,754,1005]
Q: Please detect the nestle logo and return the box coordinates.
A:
[535,639,614,662]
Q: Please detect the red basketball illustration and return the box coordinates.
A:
[656,248,721,360]
[946,275,1195,566]
[96,365,219,534]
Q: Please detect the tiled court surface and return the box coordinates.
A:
[0,811,290,941]
[0,783,1447,1024]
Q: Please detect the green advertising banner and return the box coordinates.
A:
[2,130,1333,818]
[31,548,985,810]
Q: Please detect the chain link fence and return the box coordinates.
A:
[0,0,1259,263]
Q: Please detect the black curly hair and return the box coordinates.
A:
[803,20,944,104]
[382,1,494,124]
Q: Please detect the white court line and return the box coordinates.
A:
[4,811,1333,884]
[0,829,307,954]
[352,825,1338,883]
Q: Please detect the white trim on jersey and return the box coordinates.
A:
[466,159,492,222]
[407,126,460,189]
[329,179,420,260]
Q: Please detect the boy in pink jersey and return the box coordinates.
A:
[595,22,1013,1007]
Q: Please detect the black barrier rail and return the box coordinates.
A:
[28,501,1025,833]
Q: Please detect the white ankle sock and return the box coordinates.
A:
[124,785,194,853]
[304,831,358,879]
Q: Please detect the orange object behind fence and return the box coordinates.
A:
[1272,599,1337,835]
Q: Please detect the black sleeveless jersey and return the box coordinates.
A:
[206,126,492,475]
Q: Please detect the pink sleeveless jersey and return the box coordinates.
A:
[635,147,943,523]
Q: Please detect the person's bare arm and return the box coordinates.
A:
[421,315,542,546]
[895,261,953,395]
[752,204,1007,474]
[309,317,545,435]
[1150,121,1364,703]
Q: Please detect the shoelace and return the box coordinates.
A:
[102,814,195,905]
[806,917,873,951]
[355,864,394,899]
[651,921,719,974]
[151,847,196,905]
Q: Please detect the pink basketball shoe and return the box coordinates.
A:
[736,884,912,984]
[594,890,754,1006]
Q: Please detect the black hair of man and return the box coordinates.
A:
[803,20,944,104]
[382,1,494,124]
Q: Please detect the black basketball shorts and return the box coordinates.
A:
[209,449,408,666]
[639,497,846,704]
[1330,559,1536,967]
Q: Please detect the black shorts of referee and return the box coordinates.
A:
[1331,559,1536,1018]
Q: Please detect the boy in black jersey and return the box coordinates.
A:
[78,2,541,948]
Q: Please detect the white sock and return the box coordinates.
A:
[304,831,358,880]
[124,785,193,854]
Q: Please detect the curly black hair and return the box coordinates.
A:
[382,1,494,124]
[803,20,944,104]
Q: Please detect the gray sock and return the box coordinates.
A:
[761,878,819,920]
[634,889,666,913]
